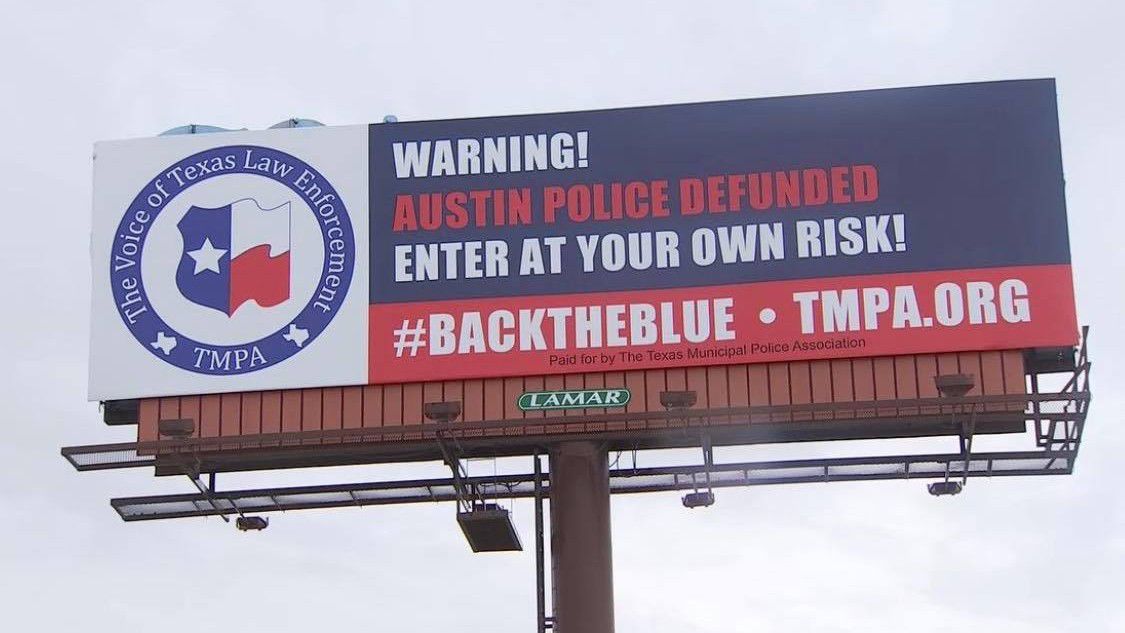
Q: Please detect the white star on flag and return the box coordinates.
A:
[187,238,227,274]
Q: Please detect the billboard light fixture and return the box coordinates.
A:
[269,118,324,129]
[157,418,195,439]
[158,124,240,136]
[424,401,462,423]
[934,374,975,399]
[927,481,963,497]
[682,491,716,509]
[236,516,269,531]
[682,436,716,509]
[660,391,697,410]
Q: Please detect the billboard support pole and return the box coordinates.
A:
[534,451,552,632]
[549,441,614,633]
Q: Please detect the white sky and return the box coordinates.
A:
[2,1,1122,631]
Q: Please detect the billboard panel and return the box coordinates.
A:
[90,127,371,399]
[90,80,1076,400]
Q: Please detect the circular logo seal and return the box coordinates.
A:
[109,145,355,375]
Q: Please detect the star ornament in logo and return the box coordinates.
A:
[283,323,309,347]
[186,238,226,274]
[150,331,177,355]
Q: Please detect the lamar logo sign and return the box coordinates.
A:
[517,388,631,411]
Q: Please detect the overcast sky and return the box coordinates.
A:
[2,1,1122,631]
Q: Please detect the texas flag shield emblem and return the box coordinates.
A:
[176,199,291,315]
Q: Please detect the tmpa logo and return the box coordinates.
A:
[109,145,354,375]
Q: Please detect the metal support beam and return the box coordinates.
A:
[549,441,614,633]
[702,434,714,490]
[106,449,1082,522]
[186,471,229,523]
[958,403,977,485]
[534,452,553,632]
[436,432,477,513]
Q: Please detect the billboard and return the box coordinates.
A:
[90,79,1076,400]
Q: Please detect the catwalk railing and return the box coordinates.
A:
[63,331,1093,523]
[107,448,1078,521]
